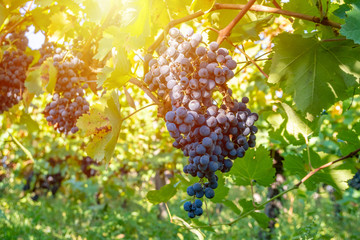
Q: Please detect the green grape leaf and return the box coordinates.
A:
[262,111,284,131]
[0,5,9,27]
[238,199,270,229]
[165,0,192,18]
[150,0,170,36]
[191,0,216,13]
[146,179,178,204]
[19,114,39,133]
[284,149,355,192]
[223,200,241,215]
[48,12,73,41]
[337,128,360,155]
[94,35,113,60]
[340,1,360,44]
[281,102,314,139]
[31,7,51,32]
[40,59,57,93]
[269,33,360,116]
[333,4,351,19]
[232,145,275,187]
[25,69,43,95]
[353,121,360,134]
[106,48,131,89]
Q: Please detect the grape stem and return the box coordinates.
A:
[272,0,282,9]
[165,203,173,223]
[8,132,34,164]
[128,78,162,105]
[227,39,269,79]
[121,103,158,122]
[212,3,341,28]
[191,147,360,229]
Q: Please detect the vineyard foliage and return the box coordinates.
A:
[0,0,360,239]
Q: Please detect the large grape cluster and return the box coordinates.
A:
[144,28,258,218]
[0,31,33,113]
[348,170,360,190]
[41,43,90,134]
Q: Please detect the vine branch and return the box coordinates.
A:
[213,3,341,28]
[217,0,257,44]
[148,2,342,53]
[122,103,157,122]
[192,147,360,229]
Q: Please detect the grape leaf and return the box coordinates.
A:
[40,59,57,93]
[85,91,122,161]
[232,145,275,187]
[146,179,178,204]
[337,128,360,155]
[19,114,39,133]
[238,199,270,229]
[269,33,360,116]
[223,200,241,215]
[25,69,43,95]
[353,121,360,134]
[94,36,113,60]
[77,104,109,136]
[0,5,9,27]
[48,12,73,41]
[191,0,216,13]
[340,1,360,44]
[281,102,313,139]
[284,149,354,192]
[333,4,351,19]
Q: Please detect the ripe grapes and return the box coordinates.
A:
[0,31,33,114]
[40,43,90,134]
[144,28,259,218]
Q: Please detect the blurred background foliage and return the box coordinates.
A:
[1,0,360,239]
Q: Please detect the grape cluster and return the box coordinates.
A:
[183,199,203,218]
[144,28,258,218]
[41,43,90,134]
[0,31,33,113]
[23,171,64,200]
[80,156,98,177]
[348,170,360,190]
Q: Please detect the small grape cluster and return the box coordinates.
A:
[41,43,90,134]
[348,170,360,190]
[184,199,203,218]
[0,31,33,113]
[23,171,64,200]
[144,28,258,218]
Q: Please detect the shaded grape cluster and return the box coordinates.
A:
[81,156,98,177]
[348,170,360,190]
[144,28,258,218]
[0,31,33,113]
[23,171,64,200]
[41,43,90,134]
